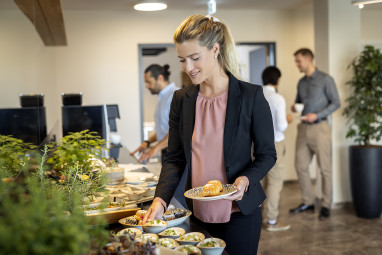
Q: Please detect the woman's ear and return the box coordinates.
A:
[213,42,220,56]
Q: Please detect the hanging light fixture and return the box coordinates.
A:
[134,2,167,11]
[352,0,382,8]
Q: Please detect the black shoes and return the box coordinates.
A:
[289,203,315,213]
[319,207,330,220]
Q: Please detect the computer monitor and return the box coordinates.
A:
[106,104,120,132]
[62,105,107,139]
[0,107,47,145]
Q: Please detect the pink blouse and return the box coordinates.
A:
[191,90,232,223]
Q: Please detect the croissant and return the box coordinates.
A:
[207,180,223,192]
[202,184,221,197]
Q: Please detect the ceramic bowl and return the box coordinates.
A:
[126,190,145,201]
[143,219,168,234]
[196,238,226,255]
[158,227,186,239]
[158,238,180,249]
[175,245,201,254]
[136,233,159,244]
[118,216,143,230]
[116,227,143,237]
[176,232,205,246]
[143,187,156,197]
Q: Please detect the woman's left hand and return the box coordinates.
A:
[223,176,249,201]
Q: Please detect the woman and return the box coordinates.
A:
[143,15,276,254]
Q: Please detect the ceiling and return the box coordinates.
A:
[1,0,313,11]
[1,0,382,11]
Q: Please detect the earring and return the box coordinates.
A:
[214,55,217,58]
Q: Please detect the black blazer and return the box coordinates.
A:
[155,74,276,215]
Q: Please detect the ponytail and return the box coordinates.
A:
[174,15,241,79]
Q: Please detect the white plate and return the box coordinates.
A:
[184,184,237,201]
[166,210,192,227]
[119,210,192,229]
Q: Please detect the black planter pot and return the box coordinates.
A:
[349,146,382,219]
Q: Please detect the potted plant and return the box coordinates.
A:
[343,45,382,219]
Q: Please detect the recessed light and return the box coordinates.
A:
[134,3,167,11]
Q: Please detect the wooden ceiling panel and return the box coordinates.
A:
[13,0,67,46]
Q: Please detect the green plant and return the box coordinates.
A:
[0,135,37,177]
[343,45,382,145]
[47,130,106,174]
[0,146,109,255]
[47,130,109,202]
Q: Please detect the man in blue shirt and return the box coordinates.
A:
[131,64,178,163]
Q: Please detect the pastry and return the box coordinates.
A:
[134,210,147,221]
[202,184,221,197]
[207,180,223,192]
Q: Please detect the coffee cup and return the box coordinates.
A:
[294,103,304,113]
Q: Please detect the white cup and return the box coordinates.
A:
[295,103,304,113]
[110,133,121,145]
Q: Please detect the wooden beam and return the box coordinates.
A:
[13,0,67,46]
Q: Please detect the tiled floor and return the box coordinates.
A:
[258,182,382,255]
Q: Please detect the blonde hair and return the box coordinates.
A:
[174,15,241,79]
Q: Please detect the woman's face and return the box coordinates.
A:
[176,39,219,85]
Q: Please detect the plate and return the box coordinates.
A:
[184,184,237,201]
[119,210,192,229]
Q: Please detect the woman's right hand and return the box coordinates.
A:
[142,200,165,225]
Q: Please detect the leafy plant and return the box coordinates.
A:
[0,135,37,177]
[343,45,382,145]
[47,130,109,202]
[47,130,106,174]
[0,146,109,255]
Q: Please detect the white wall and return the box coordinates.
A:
[0,10,57,134]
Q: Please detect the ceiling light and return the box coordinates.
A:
[352,0,382,7]
[134,3,167,11]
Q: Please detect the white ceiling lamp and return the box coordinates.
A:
[208,0,216,15]
[134,2,167,11]
[352,0,382,9]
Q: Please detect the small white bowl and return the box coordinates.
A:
[126,190,145,201]
[176,232,205,246]
[158,238,180,249]
[175,245,201,254]
[143,220,168,234]
[143,187,156,197]
[136,233,159,244]
[197,238,226,255]
[158,227,186,239]
[116,227,143,237]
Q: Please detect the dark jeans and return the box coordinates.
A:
[190,207,262,255]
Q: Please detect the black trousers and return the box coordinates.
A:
[190,207,262,255]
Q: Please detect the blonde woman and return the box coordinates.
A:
[143,15,276,254]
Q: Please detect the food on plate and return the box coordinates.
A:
[159,238,179,248]
[116,227,142,236]
[134,210,147,221]
[122,216,142,225]
[162,208,188,221]
[160,227,184,236]
[202,184,221,197]
[199,239,220,248]
[176,245,200,254]
[144,219,167,226]
[137,233,159,244]
[178,233,203,242]
[207,180,223,192]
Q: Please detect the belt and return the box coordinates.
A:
[302,118,327,125]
